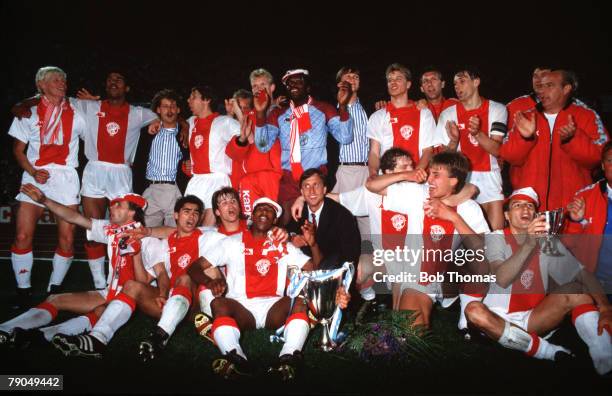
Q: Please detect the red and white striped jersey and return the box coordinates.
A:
[204,231,310,300]
[187,114,240,175]
[8,100,86,168]
[367,104,439,164]
[71,98,157,165]
[483,229,583,314]
[339,186,409,251]
[435,99,507,172]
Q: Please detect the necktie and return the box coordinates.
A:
[311,212,317,228]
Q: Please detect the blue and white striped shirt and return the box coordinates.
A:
[339,99,369,162]
[145,125,182,181]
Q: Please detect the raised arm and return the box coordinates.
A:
[20,183,92,230]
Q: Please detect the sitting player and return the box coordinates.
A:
[194,197,349,380]
[365,151,490,329]
[51,196,211,360]
[0,184,152,348]
[465,187,612,375]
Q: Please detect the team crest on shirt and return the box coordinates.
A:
[468,133,479,146]
[430,225,445,242]
[255,258,272,276]
[106,122,120,136]
[400,125,414,140]
[520,269,534,289]
[194,135,204,149]
[391,214,407,231]
[177,254,191,269]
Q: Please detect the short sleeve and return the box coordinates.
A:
[419,108,438,148]
[460,200,491,234]
[86,219,111,244]
[484,230,508,264]
[339,187,368,217]
[366,109,385,144]
[278,242,311,269]
[8,117,30,143]
[201,231,236,267]
[139,107,159,127]
[141,237,167,278]
[224,116,240,141]
[383,182,427,214]
[435,107,453,146]
[489,101,508,135]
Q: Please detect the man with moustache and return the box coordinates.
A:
[419,68,458,123]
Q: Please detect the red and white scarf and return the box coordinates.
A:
[289,96,313,181]
[40,96,68,145]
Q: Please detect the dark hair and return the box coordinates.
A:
[174,195,204,214]
[128,202,146,226]
[380,147,412,173]
[233,89,253,101]
[603,140,612,161]
[336,66,360,83]
[454,66,481,81]
[430,152,470,193]
[554,69,579,93]
[151,89,181,113]
[106,70,129,86]
[211,187,242,224]
[299,168,326,188]
[191,85,218,110]
[420,67,444,83]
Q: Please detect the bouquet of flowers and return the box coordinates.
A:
[340,310,440,365]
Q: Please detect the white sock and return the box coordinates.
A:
[359,286,376,301]
[498,321,570,360]
[213,317,246,359]
[573,305,612,375]
[88,257,107,289]
[458,294,482,330]
[11,249,33,288]
[47,250,73,291]
[40,314,94,342]
[0,304,55,333]
[279,314,310,356]
[157,291,190,337]
[198,288,214,317]
[90,297,135,345]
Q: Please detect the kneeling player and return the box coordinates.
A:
[465,187,612,375]
[0,185,150,350]
[196,198,349,380]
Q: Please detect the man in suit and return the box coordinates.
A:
[287,168,361,270]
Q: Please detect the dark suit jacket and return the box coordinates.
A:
[287,197,361,269]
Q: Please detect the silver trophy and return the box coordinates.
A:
[300,266,350,352]
[537,208,564,256]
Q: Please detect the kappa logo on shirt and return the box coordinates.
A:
[255,258,272,276]
[177,253,191,269]
[106,122,120,136]
[430,225,446,242]
[520,269,534,289]
[391,214,407,231]
[243,248,254,255]
[194,135,204,149]
[400,125,414,140]
[96,112,106,118]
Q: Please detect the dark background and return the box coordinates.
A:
[2,0,611,201]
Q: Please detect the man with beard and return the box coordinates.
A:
[254,68,353,224]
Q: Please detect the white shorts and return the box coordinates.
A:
[488,306,533,330]
[16,165,80,207]
[235,296,282,329]
[185,173,232,210]
[399,280,444,303]
[468,170,503,204]
[81,161,132,199]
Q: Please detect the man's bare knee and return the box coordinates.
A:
[122,280,142,298]
[564,293,593,310]
[465,301,489,328]
[211,298,231,317]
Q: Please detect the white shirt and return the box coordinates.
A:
[70,98,158,164]
[544,112,558,135]
[366,106,439,158]
[308,202,324,226]
[8,103,87,168]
